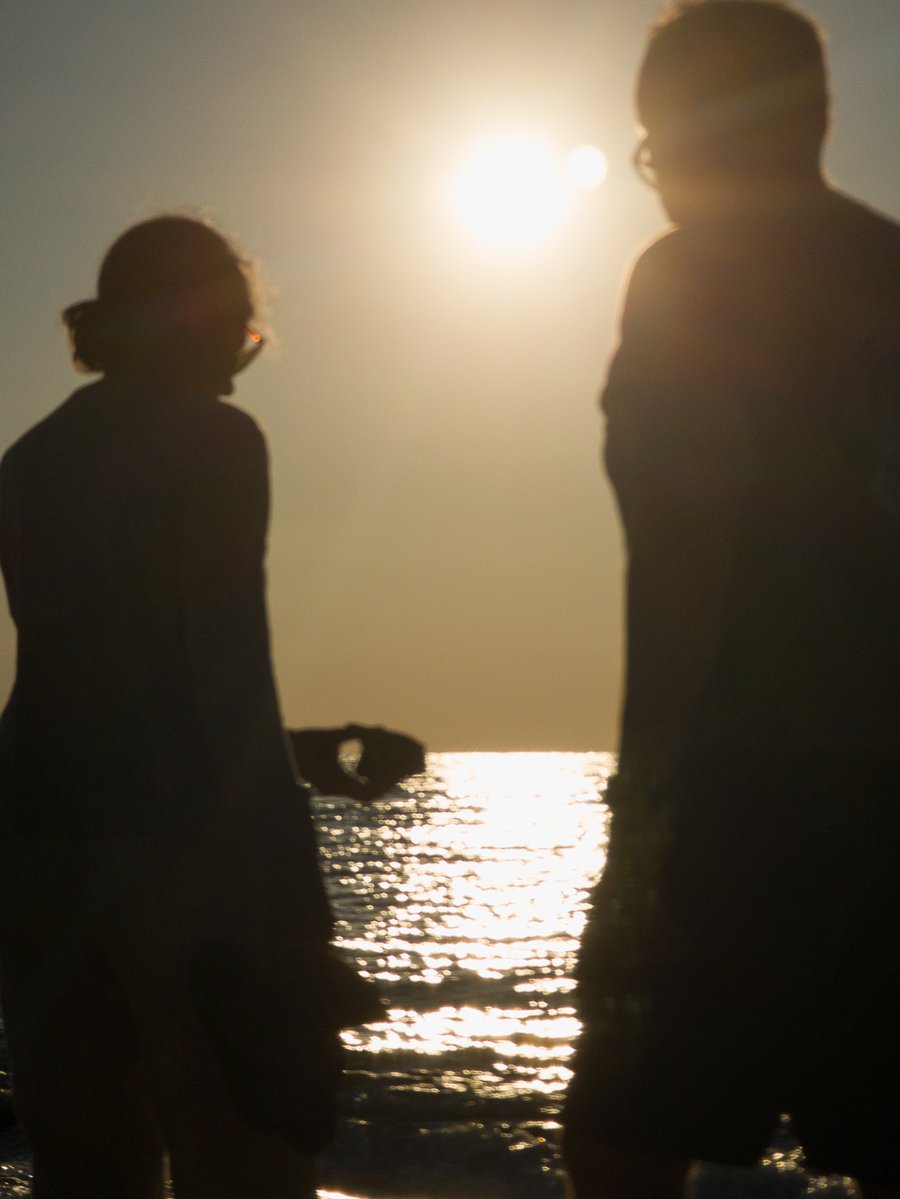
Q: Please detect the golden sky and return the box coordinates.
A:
[1,0,897,750]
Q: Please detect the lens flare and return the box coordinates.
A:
[565,144,608,191]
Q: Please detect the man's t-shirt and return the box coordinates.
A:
[598,185,900,952]
[605,186,900,791]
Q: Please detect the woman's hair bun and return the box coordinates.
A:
[61,297,113,374]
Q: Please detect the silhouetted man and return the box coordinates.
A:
[564,4,900,1196]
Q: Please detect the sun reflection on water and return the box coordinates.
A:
[315,751,612,1129]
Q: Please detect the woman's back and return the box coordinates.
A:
[0,378,225,833]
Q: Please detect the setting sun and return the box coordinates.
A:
[448,134,571,251]
[447,134,608,252]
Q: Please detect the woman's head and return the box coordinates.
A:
[63,215,261,394]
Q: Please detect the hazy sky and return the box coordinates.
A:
[1,1,898,751]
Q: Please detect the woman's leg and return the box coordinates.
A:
[0,840,166,1199]
[110,840,320,1199]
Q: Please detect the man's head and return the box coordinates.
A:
[636,1,830,220]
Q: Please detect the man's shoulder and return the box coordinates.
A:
[628,189,900,309]
[826,188,900,242]
[822,190,900,289]
[629,226,697,282]
[618,228,716,334]
[626,226,720,305]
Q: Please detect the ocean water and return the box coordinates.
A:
[318,751,611,1199]
[0,752,861,1197]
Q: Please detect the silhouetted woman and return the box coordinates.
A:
[0,216,333,1198]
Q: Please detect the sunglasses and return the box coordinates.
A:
[234,328,265,373]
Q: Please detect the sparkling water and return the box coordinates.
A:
[314,752,857,1199]
[0,752,861,1197]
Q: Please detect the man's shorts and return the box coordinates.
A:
[565,806,900,1189]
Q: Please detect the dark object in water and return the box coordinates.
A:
[354,725,426,792]
[289,724,426,802]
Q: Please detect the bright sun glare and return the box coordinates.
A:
[448,134,607,252]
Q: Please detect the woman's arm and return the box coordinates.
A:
[182,400,331,938]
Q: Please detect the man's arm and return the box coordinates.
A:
[603,237,747,792]
[0,451,21,628]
